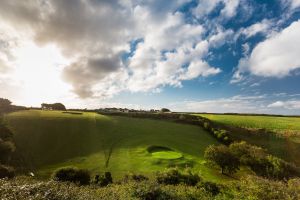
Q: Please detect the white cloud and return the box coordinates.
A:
[193,0,240,19]
[220,0,240,18]
[268,100,300,109]
[291,0,300,8]
[282,0,300,9]
[170,95,266,113]
[127,9,221,92]
[0,0,223,102]
[170,95,300,114]
[233,20,300,82]
[239,19,273,38]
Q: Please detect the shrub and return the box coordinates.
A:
[132,182,172,200]
[198,181,220,196]
[0,164,15,178]
[132,174,149,181]
[229,141,300,180]
[96,172,113,187]
[156,168,201,186]
[221,175,300,200]
[0,140,16,163]
[0,123,13,140]
[160,108,170,112]
[53,167,90,185]
[204,145,240,175]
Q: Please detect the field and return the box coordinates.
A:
[196,114,300,135]
[4,110,231,181]
[195,113,300,166]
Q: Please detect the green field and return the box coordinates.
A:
[195,114,300,135]
[195,113,300,166]
[5,110,231,181]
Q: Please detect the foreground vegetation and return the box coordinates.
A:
[1,174,299,200]
[1,98,300,199]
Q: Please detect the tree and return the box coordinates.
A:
[160,108,170,112]
[0,98,12,114]
[41,103,66,111]
[204,145,240,175]
[229,141,267,165]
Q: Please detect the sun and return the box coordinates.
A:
[11,42,72,106]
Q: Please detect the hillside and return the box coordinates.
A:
[195,113,300,166]
[196,114,300,135]
[5,110,225,181]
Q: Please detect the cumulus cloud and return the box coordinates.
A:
[282,0,300,9]
[232,20,300,82]
[193,0,240,18]
[170,95,300,114]
[0,0,223,99]
[239,19,273,38]
[268,100,300,109]
[170,95,267,113]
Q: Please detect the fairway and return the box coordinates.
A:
[196,114,300,135]
[5,110,223,180]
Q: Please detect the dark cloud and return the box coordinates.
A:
[62,56,123,98]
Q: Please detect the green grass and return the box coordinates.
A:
[5,110,233,182]
[151,151,183,160]
[195,113,300,166]
[196,114,300,135]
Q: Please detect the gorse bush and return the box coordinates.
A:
[156,168,201,186]
[132,182,172,200]
[95,172,113,186]
[204,145,240,175]
[205,142,300,180]
[229,141,300,180]
[220,175,300,200]
[53,167,91,185]
[197,181,221,196]
[1,175,299,200]
[0,120,15,164]
[0,164,15,178]
[123,173,149,182]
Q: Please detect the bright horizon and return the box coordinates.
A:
[1,0,300,114]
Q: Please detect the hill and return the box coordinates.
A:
[195,113,300,166]
[5,110,225,181]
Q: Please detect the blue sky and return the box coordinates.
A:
[0,0,300,114]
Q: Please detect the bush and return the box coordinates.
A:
[229,141,300,180]
[160,108,170,112]
[221,175,300,200]
[123,173,149,182]
[204,145,240,175]
[132,182,172,200]
[95,172,113,186]
[53,167,90,185]
[0,164,15,178]
[198,181,220,196]
[156,168,201,186]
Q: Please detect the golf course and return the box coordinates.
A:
[5,110,226,181]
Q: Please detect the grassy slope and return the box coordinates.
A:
[5,110,232,181]
[195,113,300,166]
[196,114,300,134]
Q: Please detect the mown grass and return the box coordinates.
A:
[195,113,300,166]
[5,110,234,182]
[196,114,300,135]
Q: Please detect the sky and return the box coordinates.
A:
[0,0,300,114]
